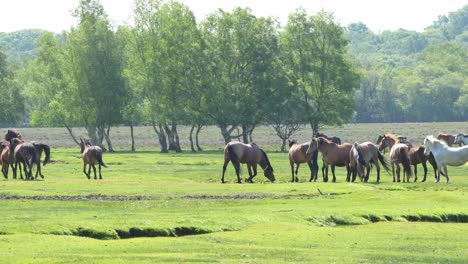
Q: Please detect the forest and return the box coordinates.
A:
[0,0,466,152]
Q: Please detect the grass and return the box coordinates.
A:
[0,124,467,263]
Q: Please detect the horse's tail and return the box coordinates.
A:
[226,144,240,173]
[354,143,366,167]
[377,151,390,172]
[41,144,51,166]
[96,150,108,168]
[399,148,412,177]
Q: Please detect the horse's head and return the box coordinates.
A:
[306,138,319,156]
[263,165,275,182]
[423,136,434,156]
[9,137,22,149]
[288,139,297,148]
[378,135,395,151]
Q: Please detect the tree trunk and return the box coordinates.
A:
[152,122,168,153]
[130,124,135,152]
[172,124,182,152]
[65,126,80,146]
[220,126,231,144]
[195,125,203,151]
[164,124,181,152]
[189,124,196,152]
[281,138,287,153]
[242,125,249,144]
[104,126,114,152]
[164,124,177,151]
[311,122,320,137]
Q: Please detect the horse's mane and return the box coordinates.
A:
[260,149,273,172]
[384,133,399,143]
[288,139,297,147]
[317,136,333,144]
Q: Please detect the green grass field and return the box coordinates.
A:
[0,125,467,263]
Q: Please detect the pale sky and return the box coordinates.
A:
[0,0,466,33]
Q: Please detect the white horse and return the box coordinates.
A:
[454,133,468,146]
[423,135,468,183]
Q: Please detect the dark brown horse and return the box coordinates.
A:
[80,137,107,180]
[378,134,412,182]
[306,137,352,182]
[32,143,51,179]
[408,146,439,182]
[349,142,390,182]
[437,133,456,147]
[221,142,275,183]
[288,139,316,182]
[10,137,37,180]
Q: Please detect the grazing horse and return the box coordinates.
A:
[349,142,390,182]
[408,146,439,182]
[306,137,352,182]
[437,133,456,147]
[10,137,37,180]
[288,139,317,182]
[221,142,275,184]
[378,134,412,182]
[80,137,107,180]
[454,133,468,146]
[33,143,51,179]
[423,135,468,183]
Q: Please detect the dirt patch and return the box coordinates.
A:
[0,194,152,201]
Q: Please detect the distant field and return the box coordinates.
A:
[4,122,468,150]
[0,123,467,263]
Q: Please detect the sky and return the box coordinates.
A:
[0,0,466,33]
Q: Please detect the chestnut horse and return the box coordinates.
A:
[80,137,107,180]
[437,133,456,147]
[349,142,389,182]
[288,139,317,182]
[0,141,11,178]
[10,137,37,180]
[408,146,439,182]
[378,134,412,182]
[306,137,352,182]
[221,142,275,184]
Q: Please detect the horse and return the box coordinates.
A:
[378,134,412,182]
[349,142,390,182]
[454,133,468,146]
[32,143,51,179]
[4,129,23,142]
[408,146,439,182]
[437,133,456,147]
[221,141,275,184]
[288,139,318,182]
[9,137,37,180]
[315,133,341,145]
[377,134,412,153]
[423,135,468,183]
[79,137,107,180]
[0,141,11,178]
[306,137,352,182]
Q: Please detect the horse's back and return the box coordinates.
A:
[390,143,409,161]
[288,143,309,163]
[82,146,102,164]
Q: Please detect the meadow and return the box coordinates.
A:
[0,123,467,263]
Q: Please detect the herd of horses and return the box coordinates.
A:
[222,132,468,184]
[0,129,106,180]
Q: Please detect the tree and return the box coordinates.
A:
[0,50,24,125]
[65,0,127,150]
[281,9,360,135]
[201,8,280,144]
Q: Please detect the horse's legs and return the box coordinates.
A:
[11,163,17,179]
[290,162,295,182]
[421,162,428,182]
[391,163,396,182]
[294,163,299,182]
[221,160,229,183]
[307,160,315,182]
[98,164,102,180]
[331,165,336,182]
[92,164,97,179]
[376,164,380,183]
[345,165,350,182]
[442,165,449,183]
[83,164,90,179]
[323,165,329,182]
[396,164,401,182]
[245,165,254,183]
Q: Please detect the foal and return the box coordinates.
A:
[288,139,317,182]
[79,137,107,180]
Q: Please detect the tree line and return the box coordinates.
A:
[0,0,466,152]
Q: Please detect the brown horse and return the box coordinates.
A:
[378,134,412,182]
[349,142,390,182]
[221,142,275,183]
[288,139,317,182]
[306,137,352,182]
[80,137,107,180]
[32,143,51,179]
[0,141,11,178]
[10,137,37,180]
[408,146,439,182]
[437,133,456,147]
